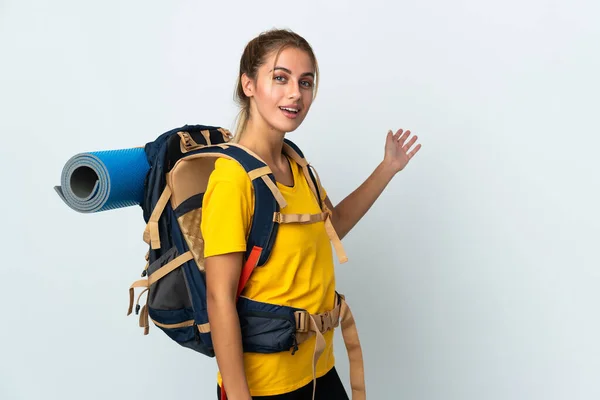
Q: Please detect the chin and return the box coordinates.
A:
[269,118,304,134]
[282,124,301,133]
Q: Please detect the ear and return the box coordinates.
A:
[241,73,255,98]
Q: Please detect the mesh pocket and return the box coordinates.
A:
[147,247,193,310]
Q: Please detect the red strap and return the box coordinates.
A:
[221,245,262,400]
[236,246,262,299]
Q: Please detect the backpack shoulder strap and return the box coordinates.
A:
[282,139,348,264]
[182,143,286,295]
[282,139,324,208]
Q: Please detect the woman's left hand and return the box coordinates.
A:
[383,128,422,175]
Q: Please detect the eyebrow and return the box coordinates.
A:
[273,66,315,78]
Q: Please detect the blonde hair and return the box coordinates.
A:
[231,28,320,143]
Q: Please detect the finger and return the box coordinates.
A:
[397,130,411,145]
[402,135,418,151]
[386,130,394,144]
[408,143,422,159]
[393,129,403,140]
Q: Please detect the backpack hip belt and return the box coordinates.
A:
[294,293,365,400]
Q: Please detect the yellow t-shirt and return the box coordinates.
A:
[200,155,337,397]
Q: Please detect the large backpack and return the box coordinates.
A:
[127,124,365,399]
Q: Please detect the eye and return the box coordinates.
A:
[300,80,313,88]
[274,75,286,82]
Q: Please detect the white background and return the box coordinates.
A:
[1,0,599,399]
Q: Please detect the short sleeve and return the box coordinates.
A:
[201,159,253,258]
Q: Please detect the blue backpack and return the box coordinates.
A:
[126,124,364,399]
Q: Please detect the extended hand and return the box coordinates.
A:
[383,128,421,174]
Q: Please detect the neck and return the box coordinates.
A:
[238,116,287,167]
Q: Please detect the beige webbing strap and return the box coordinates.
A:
[308,314,327,400]
[151,319,194,329]
[273,212,328,224]
[294,296,364,399]
[135,288,148,311]
[200,129,212,145]
[261,175,287,209]
[294,305,340,339]
[293,303,341,400]
[143,186,172,249]
[148,251,194,286]
[291,161,347,263]
[197,322,211,333]
[217,128,232,141]
[339,297,366,400]
[247,166,271,180]
[127,279,149,316]
[324,213,348,264]
[282,143,309,168]
[139,304,149,335]
[177,131,199,153]
[247,166,288,209]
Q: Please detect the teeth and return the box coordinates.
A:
[280,107,298,113]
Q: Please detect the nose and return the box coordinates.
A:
[287,82,301,100]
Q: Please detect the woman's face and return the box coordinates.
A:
[244,47,315,134]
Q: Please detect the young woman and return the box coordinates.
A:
[201,29,421,400]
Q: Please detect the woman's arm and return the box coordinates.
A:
[324,161,396,240]
[325,129,421,240]
[205,252,252,400]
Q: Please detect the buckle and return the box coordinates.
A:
[295,310,309,333]
[320,312,328,330]
[322,208,333,222]
[320,311,334,332]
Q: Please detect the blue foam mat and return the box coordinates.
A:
[55,148,150,213]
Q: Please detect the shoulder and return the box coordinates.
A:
[207,157,252,191]
[202,157,254,215]
[212,157,248,180]
[201,157,254,256]
[201,157,254,234]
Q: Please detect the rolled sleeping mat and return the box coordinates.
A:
[55,148,150,213]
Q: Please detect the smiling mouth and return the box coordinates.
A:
[279,106,300,114]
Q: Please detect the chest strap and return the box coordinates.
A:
[273,210,348,264]
[273,211,328,224]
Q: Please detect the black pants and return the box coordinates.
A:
[217,367,349,400]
